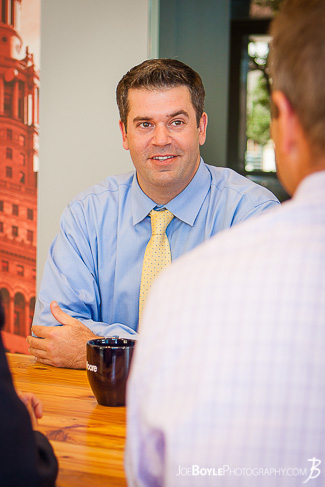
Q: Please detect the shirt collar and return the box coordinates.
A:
[132,158,211,226]
[294,170,325,203]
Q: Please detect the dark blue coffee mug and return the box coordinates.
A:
[87,337,136,407]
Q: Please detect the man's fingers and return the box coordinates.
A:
[36,357,57,367]
[28,345,48,359]
[30,395,43,419]
[50,300,76,326]
[28,303,90,368]
[26,335,47,350]
[33,402,43,419]
[29,347,59,367]
[24,402,38,429]
[20,393,43,419]
[30,324,53,338]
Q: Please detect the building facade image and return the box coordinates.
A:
[0,0,39,353]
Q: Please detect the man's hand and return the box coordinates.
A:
[26,301,97,369]
[19,392,43,429]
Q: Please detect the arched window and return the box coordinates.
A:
[0,288,10,332]
[19,153,25,165]
[18,81,24,121]
[1,0,7,23]
[4,82,13,117]
[29,297,36,332]
[14,292,25,336]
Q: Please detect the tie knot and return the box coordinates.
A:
[149,209,174,235]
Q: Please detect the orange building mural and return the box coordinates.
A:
[0,0,39,353]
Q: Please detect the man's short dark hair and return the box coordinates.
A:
[269,0,325,153]
[116,58,205,129]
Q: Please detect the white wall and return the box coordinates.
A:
[37,0,149,289]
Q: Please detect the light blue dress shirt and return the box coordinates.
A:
[33,159,279,337]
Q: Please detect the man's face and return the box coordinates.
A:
[119,86,207,204]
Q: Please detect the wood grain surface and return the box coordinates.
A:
[7,353,127,487]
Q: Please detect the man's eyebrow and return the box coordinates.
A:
[168,110,189,119]
[132,116,151,123]
[132,110,190,124]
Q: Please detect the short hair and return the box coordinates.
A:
[116,58,205,129]
[269,0,325,153]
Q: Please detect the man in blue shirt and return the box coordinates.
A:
[27,59,279,368]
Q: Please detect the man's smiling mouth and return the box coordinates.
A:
[151,156,176,161]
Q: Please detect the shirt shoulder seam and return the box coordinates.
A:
[67,181,133,207]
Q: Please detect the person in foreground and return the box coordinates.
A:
[0,297,58,487]
[28,58,279,369]
[125,1,325,486]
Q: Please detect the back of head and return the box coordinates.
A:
[116,58,205,128]
[269,0,325,154]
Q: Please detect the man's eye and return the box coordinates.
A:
[171,120,184,126]
[138,122,151,128]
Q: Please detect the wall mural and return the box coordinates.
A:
[0,0,40,353]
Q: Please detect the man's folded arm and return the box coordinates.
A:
[33,203,139,340]
[78,319,138,339]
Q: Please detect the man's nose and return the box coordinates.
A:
[152,124,171,146]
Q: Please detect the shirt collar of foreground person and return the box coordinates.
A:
[124,1,325,485]
[28,58,279,369]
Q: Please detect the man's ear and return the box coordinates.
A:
[271,90,311,195]
[198,112,208,146]
[271,90,297,155]
[119,120,129,150]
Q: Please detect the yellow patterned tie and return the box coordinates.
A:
[139,209,174,323]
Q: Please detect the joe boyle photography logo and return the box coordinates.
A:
[176,458,322,483]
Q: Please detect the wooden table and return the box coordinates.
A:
[7,353,127,487]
